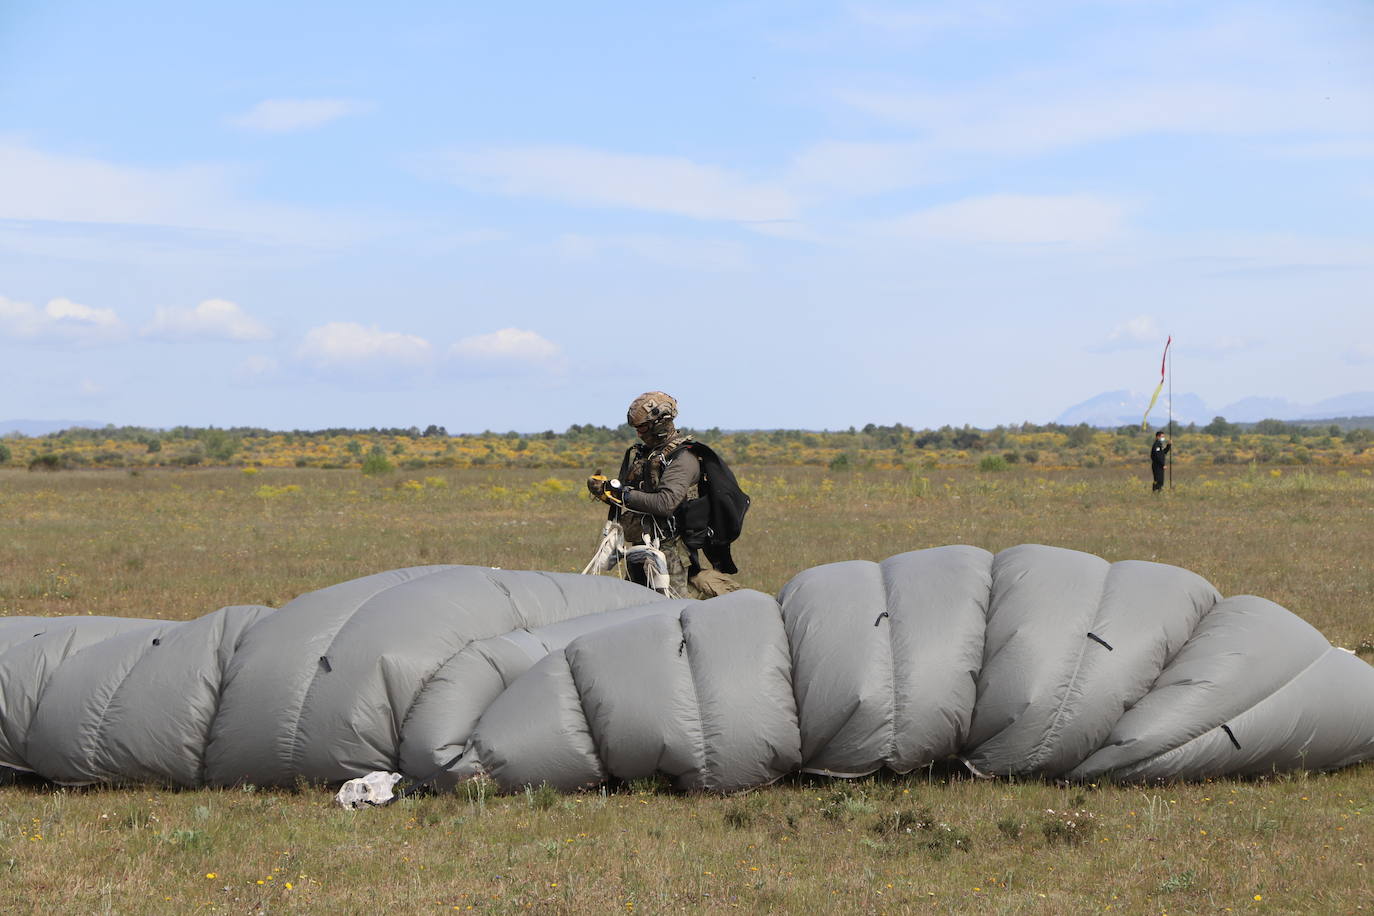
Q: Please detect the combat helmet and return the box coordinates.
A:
[627,391,678,445]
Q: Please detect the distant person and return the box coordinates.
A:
[1150,430,1171,492]
[586,391,747,598]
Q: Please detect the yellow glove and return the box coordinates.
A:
[586,471,626,507]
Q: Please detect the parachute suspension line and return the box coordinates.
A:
[873,611,890,627]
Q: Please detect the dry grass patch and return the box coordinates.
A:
[2,465,1372,912]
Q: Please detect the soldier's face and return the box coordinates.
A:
[636,422,654,443]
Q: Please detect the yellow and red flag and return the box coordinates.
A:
[1141,336,1172,430]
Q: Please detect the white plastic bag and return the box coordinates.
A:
[335,771,402,809]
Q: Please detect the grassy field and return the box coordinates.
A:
[2,464,1372,914]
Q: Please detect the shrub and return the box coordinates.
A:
[920,822,973,859]
[524,782,560,811]
[1040,808,1097,845]
[1066,424,1095,447]
[978,454,1009,473]
[361,446,394,476]
[28,453,63,471]
[0,442,10,465]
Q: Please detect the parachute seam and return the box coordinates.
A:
[9,625,83,770]
[563,645,611,786]
[882,562,899,773]
[1125,645,1335,776]
[82,627,169,783]
[680,614,712,790]
[200,608,248,787]
[282,566,452,778]
[1025,560,1110,772]
[395,570,583,776]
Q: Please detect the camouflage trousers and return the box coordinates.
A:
[622,535,702,600]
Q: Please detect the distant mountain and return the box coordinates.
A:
[1056,390,1211,428]
[1056,391,1374,427]
[0,419,107,437]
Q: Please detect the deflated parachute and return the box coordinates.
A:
[2,545,1372,791]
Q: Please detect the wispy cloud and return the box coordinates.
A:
[231,355,280,386]
[1093,316,1164,353]
[832,8,1373,163]
[0,294,126,344]
[783,140,938,200]
[878,193,1127,245]
[449,328,562,373]
[141,299,272,342]
[298,322,434,371]
[226,98,374,133]
[424,145,796,222]
[0,140,369,246]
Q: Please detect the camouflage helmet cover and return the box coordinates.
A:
[627,391,679,428]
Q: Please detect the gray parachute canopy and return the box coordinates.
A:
[2,545,1372,791]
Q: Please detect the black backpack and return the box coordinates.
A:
[671,441,750,575]
[615,439,751,575]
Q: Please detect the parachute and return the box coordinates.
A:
[2,545,1372,791]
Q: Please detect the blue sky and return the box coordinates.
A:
[2,0,1371,431]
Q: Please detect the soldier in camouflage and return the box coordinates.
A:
[586,392,702,599]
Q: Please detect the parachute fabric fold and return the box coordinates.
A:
[1,545,1371,792]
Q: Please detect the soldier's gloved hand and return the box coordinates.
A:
[586,472,608,500]
[586,472,627,506]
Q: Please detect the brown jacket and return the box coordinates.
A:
[623,448,700,518]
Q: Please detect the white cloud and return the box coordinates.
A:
[298,322,434,370]
[226,98,373,133]
[0,294,126,344]
[1093,316,1164,353]
[450,328,561,365]
[834,12,1374,161]
[880,193,1127,245]
[0,140,368,246]
[783,140,938,200]
[141,299,272,341]
[426,145,796,222]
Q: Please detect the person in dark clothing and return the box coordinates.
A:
[586,391,746,599]
[587,391,703,597]
[1150,430,1171,492]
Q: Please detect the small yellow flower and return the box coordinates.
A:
[1254,895,1263,901]
[205,873,217,879]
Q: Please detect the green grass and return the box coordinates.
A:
[2,465,1373,913]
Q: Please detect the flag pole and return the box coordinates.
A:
[1167,337,1173,489]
